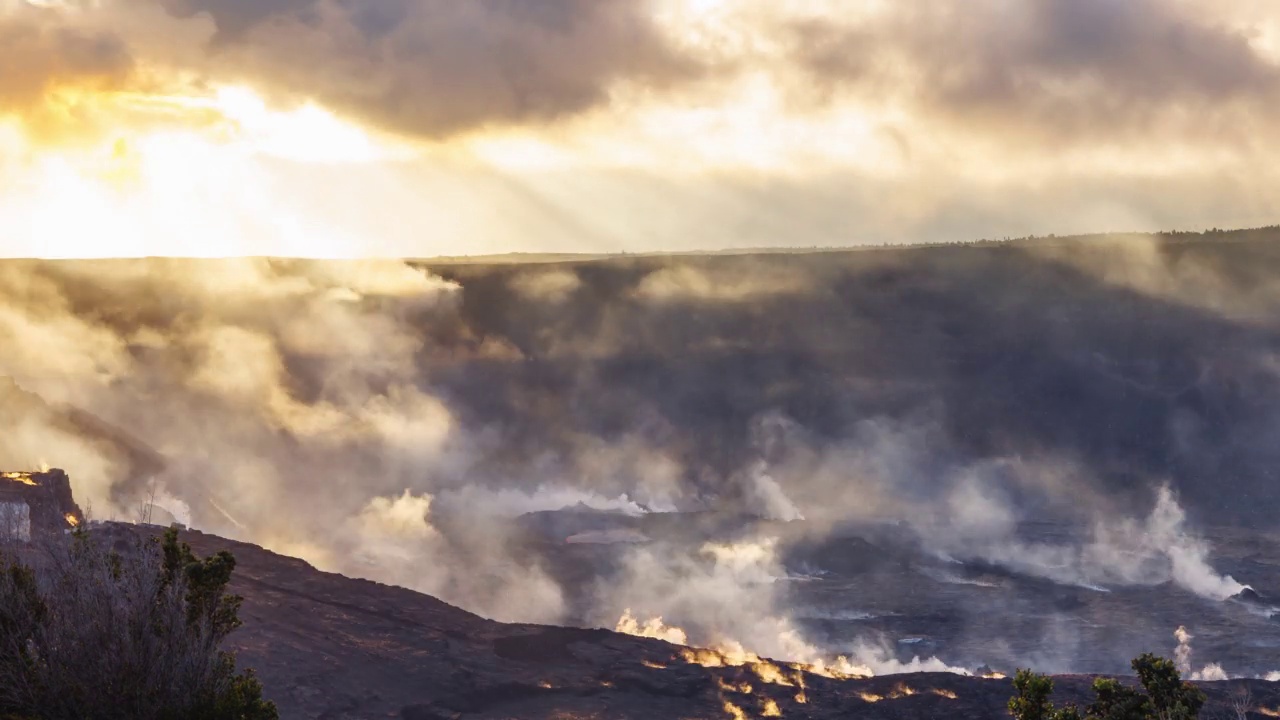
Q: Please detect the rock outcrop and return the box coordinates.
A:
[0,469,84,539]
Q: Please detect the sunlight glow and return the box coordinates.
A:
[0,85,409,258]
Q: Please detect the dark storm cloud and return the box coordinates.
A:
[150,0,699,137]
[791,0,1280,141]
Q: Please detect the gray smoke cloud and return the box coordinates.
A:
[737,410,1246,602]
[0,259,575,622]
[597,535,967,676]
[0,237,1271,666]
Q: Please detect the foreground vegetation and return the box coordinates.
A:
[1010,654,1206,720]
[0,527,276,720]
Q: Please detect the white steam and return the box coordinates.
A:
[1175,625,1194,675]
[345,487,566,624]
[746,411,1247,602]
[602,535,967,677]
[1095,489,1247,601]
[0,259,570,623]
[432,485,654,519]
[926,483,1246,601]
[745,463,804,522]
[0,257,1259,675]
[1175,626,1230,681]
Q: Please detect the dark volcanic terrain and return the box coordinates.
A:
[171,527,1280,720]
[513,508,1280,679]
[5,231,1280,716]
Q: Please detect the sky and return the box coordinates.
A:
[2,0,1280,257]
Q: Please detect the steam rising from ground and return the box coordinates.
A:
[0,258,572,622]
[1175,626,1230,682]
[931,483,1246,601]
[0,250,1261,668]
[606,537,966,677]
[749,411,1247,602]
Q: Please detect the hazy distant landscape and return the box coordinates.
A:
[3,229,1280,699]
[9,0,1280,716]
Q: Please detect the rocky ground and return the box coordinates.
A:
[159,527,1280,720]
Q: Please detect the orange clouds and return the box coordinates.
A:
[0,7,134,139]
[3,0,1280,256]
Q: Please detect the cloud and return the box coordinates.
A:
[141,0,700,138]
[787,0,1280,146]
[25,0,1277,149]
[0,6,133,136]
[4,1,1280,257]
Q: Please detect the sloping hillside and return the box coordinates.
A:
[160,527,1280,720]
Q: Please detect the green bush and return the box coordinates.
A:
[0,527,277,720]
[1009,669,1082,720]
[1010,653,1206,720]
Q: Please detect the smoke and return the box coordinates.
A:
[1192,664,1230,682]
[431,486,654,519]
[147,484,192,527]
[509,269,583,305]
[632,265,811,304]
[943,483,1248,601]
[747,407,1246,602]
[743,463,804,522]
[342,487,567,623]
[598,538,787,655]
[1175,626,1194,675]
[602,536,967,676]
[1093,488,1247,601]
[0,257,697,625]
[0,245,1270,672]
[1175,626,1231,681]
[615,609,688,645]
[0,258,571,623]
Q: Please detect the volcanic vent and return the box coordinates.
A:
[0,469,85,541]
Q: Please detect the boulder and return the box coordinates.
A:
[0,468,85,537]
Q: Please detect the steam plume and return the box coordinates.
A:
[1175,626,1230,681]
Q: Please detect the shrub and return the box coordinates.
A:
[1086,677,1149,720]
[1011,653,1205,720]
[0,527,277,720]
[1131,654,1204,720]
[1009,669,1082,720]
